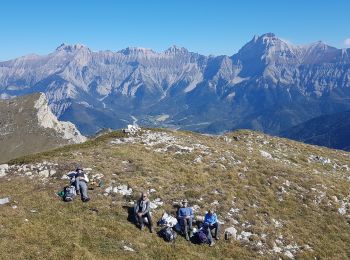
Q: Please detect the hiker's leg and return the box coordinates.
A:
[145,212,154,232]
[188,218,193,230]
[145,212,153,227]
[75,179,80,194]
[213,222,220,238]
[79,181,88,200]
[207,227,213,243]
[138,213,144,227]
[181,219,188,234]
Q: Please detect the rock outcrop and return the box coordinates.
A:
[0,93,86,163]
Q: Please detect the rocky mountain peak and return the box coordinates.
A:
[55,43,87,52]
[239,33,294,55]
[118,47,156,56]
[164,45,189,55]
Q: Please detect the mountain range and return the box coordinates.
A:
[0,33,349,142]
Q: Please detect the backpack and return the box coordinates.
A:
[157,212,178,228]
[196,230,208,244]
[159,227,177,242]
[63,185,76,202]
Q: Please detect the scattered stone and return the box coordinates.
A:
[0,164,9,177]
[284,250,294,259]
[0,171,7,178]
[150,198,163,209]
[194,156,203,163]
[338,201,347,215]
[284,180,290,187]
[224,227,237,239]
[272,218,283,228]
[0,197,10,205]
[260,150,272,159]
[273,245,282,253]
[0,164,9,171]
[104,186,113,194]
[113,185,133,196]
[229,208,240,214]
[238,231,252,241]
[308,155,331,165]
[38,170,50,178]
[123,245,135,252]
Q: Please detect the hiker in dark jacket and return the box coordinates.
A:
[204,209,220,240]
[178,199,194,240]
[134,192,153,233]
[75,168,90,202]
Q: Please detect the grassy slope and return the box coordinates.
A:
[1,129,350,259]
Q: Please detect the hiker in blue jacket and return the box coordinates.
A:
[204,209,220,240]
[178,199,194,240]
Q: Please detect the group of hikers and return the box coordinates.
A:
[63,168,220,246]
[134,192,220,246]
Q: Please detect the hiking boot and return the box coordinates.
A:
[209,241,215,247]
[215,235,220,240]
[82,197,90,202]
[140,224,145,231]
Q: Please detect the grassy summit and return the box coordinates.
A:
[1,128,350,259]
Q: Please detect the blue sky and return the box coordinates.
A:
[1,0,350,61]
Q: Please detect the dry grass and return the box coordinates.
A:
[1,128,350,259]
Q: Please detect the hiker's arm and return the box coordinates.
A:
[204,214,209,224]
[213,214,217,224]
[143,201,150,213]
[177,209,183,219]
[190,208,194,218]
[134,202,139,214]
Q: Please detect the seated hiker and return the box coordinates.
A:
[75,167,90,202]
[204,209,220,240]
[177,199,194,241]
[202,223,215,246]
[134,192,154,233]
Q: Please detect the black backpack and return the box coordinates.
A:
[63,185,76,202]
[159,227,177,242]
